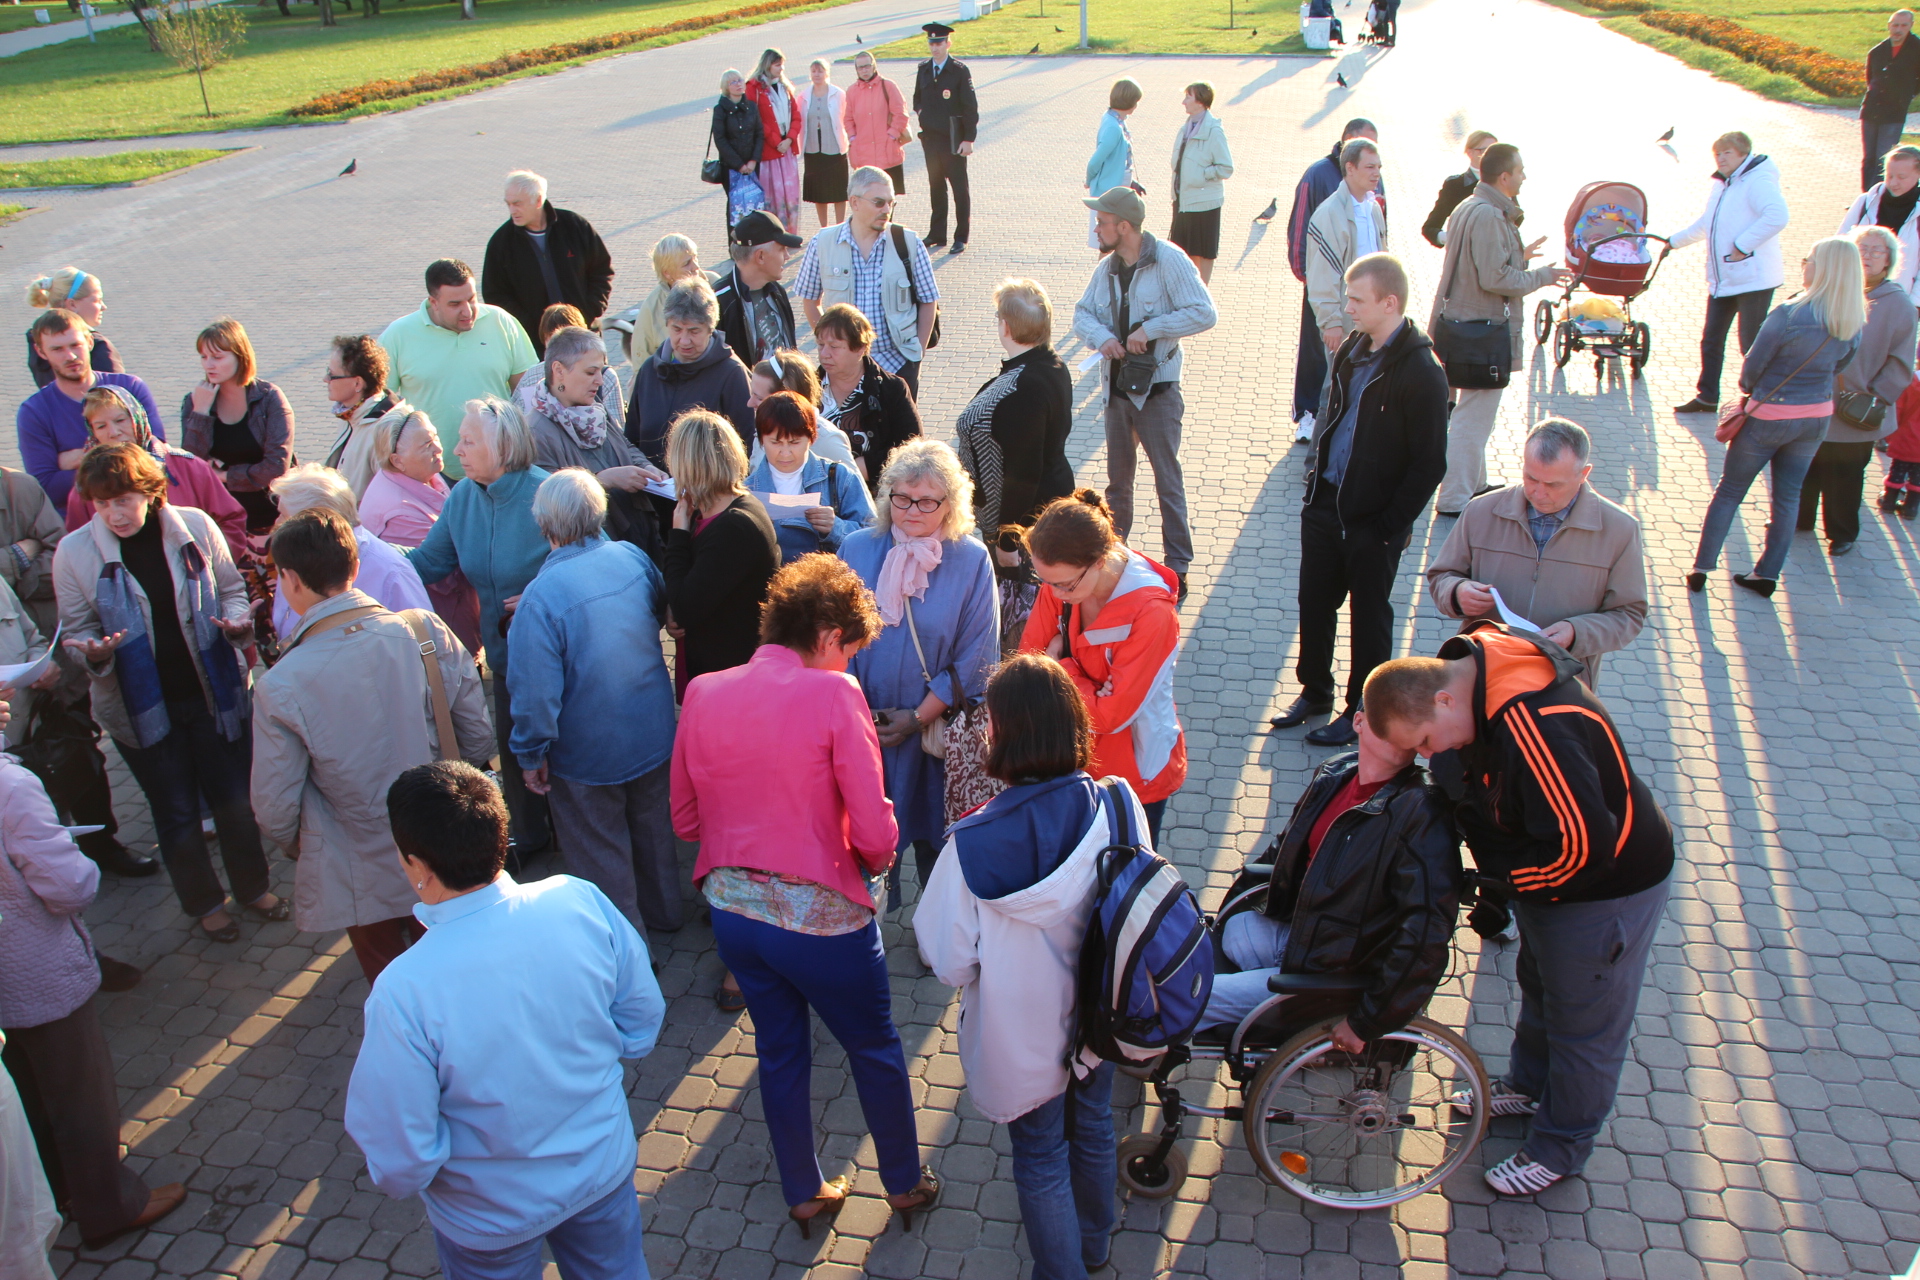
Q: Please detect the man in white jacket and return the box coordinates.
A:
[1667,132,1790,414]
[1305,140,1389,370]
[1839,143,1920,302]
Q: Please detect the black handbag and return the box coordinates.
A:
[1431,225,1512,390]
[1835,388,1889,431]
[11,696,109,817]
[1107,266,1155,397]
[700,134,725,186]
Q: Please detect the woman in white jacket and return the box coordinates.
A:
[1168,82,1234,284]
[798,60,849,229]
[918,653,1143,1280]
[1838,144,1920,301]
[1667,132,1790,414]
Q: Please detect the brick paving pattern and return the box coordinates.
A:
[4,0,1919,1275]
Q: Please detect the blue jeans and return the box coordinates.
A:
[1006,1062,1118,1280]
[709,910,922,1205]
[1692,414,1828,581]
[1508,878,1670,1176]
[433,1181,648,1280]
[1198,910,1290,1030]
[1142,799,1167,847]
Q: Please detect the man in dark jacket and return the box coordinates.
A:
[912,22,979,250]
[480,171,615,353]
[1862,10,1920,189]
[712,212,800,371]
[1367,622,1675,1198]
[1285,118,1381,443]
[1271,253,1446,746]
[1199,708,1460,1053]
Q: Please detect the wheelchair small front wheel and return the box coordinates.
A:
[1116,1135,1188,1199]
[1243,1015,1490,1210]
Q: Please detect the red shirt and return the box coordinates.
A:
[1306,774,1387,862]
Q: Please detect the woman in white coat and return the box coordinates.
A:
[1838,143,1920,301]
[1667,131,1790,415]
[1168,81,1234,284]
[917,653,1144,1280]
[798,59,849,228]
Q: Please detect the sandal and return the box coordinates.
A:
[788,1175,850,1240]
[714,983,747,1014]
[199,912,240,943]
[245,895,291,923]
[886,1166,940,1233]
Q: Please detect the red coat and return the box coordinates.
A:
[744,76,802,162]
[1889,376,1920,463]
[65,445,250,562]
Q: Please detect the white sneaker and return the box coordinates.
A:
[1450,1081,1538,1118]
[1499,916,1521,943]
[1293,412,1315,444]
[1484,1152,1564,1196]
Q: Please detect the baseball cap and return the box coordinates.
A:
[1083,185,1146,226]
[729,211,803,249]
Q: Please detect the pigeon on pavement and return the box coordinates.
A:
[856,33,861,42]
[1255,197,1278,222]
[1336,73,1348,87]
[1657,126,1675,142]
[339,159,357,177]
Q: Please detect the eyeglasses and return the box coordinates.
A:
[889,494,946,514]
[323,370,355,385]
[1036,562,1094,593]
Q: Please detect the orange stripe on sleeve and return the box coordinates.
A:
[1504,705,1591,889]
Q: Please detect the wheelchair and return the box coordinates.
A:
[1114,859,1492,1210]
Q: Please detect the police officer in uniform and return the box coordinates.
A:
[912,22,979,252]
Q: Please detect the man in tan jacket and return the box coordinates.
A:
[1425,419,1647,687]
[1429,144,1573,514]
[251,509,493,984]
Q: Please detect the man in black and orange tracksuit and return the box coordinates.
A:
[1363,619,1673,1198]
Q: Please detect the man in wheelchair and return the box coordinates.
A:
[1199,694,1461,1056]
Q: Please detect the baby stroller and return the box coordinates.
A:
[1114,853,1491,1210]
[1532,181,1672,378]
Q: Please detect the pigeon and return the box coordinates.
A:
[1028,42,1040,53]
[1657,126,1675,142]
[339,158,357,177]
[1055,24,1063,30]
[1255,197,1278,222]
[856,33,862,43]
[1336,73,1348,87]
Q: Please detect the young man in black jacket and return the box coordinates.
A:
[712,212,800,371]
[1367,622,1675,1197]
[480,171,615,354]
[1271,252,1447,746]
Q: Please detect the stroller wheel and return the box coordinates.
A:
[1552,321,1576,369]
[1117,1135,1188,1199]
[1629,321,1651,376]
[1532,299,1554,345]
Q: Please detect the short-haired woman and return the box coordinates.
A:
[360,410,483,657]
[629,235,720,362]
[745,48,805,233]
[516,309,628,432]
[815,303,922,490]
[1799,224,1917,554]
[1690,236,1865,598]
[714,70,766,230]
[672,554,939,1236]
[917,653,1139,1279]
[955,279,1075,540]
[66,386,249,559]
[322,334,409,500]
[1018,489,1186,844]
[664,409,779,691]
[1421,129,1496,248]
[52,443,284,942]
[799,58,849,228]
[266,463,431,639]
[523,325,663,553]
[406,397,555,852]
[25,266,120,388]
[746,391,875,563]
[510,469,684,938]
[181,318,295,535]
[749,347,855,466]
[346,763,665,1278]
[1085,79,1140,249]
[1169,82,1234,284]
[838,439,998,907]
[629,279,755,469]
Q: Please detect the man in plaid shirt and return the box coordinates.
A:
[793,166,940,397]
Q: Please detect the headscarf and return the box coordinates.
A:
[874,524,943,626]
[532,374,611,450]
[93,383,160,457]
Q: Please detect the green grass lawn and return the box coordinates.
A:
[0,2,97,33]
[0,203,26,219]
[0,146,232,187]
[870,0,1311,58]
[0,0,848,146]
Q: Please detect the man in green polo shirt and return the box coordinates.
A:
[378,258,539,480]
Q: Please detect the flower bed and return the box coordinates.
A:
[288,0,832,117]
[1635,9,1863,96]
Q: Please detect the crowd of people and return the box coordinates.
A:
[1,15,1908,1278]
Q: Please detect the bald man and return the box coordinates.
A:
[1863,9,1920,189]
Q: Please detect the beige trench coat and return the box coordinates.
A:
[1430,184,1561,362]
[249,589,494,933]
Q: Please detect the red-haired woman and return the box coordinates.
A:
[180,318,295,535]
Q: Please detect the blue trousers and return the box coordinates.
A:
[1198,911,1290,1031]
[710,910,922,1205]
[1692,414,1828,581]
[433,1181,649,1280]
[1508,878,1669,1176]
[1006,1062,1118,1280]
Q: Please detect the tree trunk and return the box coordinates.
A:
[275,0,290,15]
[362,0,378,16]
[458,0,473,18]
[317,0,335,24]
[120,0,162,51]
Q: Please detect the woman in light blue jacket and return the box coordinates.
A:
[1084,79,1142,248]
[1170,81,1235,284]
[743,391,875,563]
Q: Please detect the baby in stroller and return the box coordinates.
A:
[1200,705,1461,1049]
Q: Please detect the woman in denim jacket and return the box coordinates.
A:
[1690,237,1864,598]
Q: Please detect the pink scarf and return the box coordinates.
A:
[874,529,943,626]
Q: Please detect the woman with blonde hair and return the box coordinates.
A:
[798,58,849,227]
[663,408,779,691]
[1421,129,1496,248]
[1689,235,1865,598]
[24,266,120,388]
[361,409,483,656]
[837,438,998,908]
[712,70,765,230]
[954,278,1074,539]
[627,234,719,362]
[745,48,804,232]
[180,317,295,535]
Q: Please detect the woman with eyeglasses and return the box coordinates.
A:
[837,439,998,910]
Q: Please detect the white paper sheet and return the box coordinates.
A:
[763,492,821,508]
[64,826,105,838]
[1489,588,1540,634]
[1077,351,1103,373]
[0,625,59,689]
[643,476,677,500]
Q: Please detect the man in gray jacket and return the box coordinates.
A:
[251,509,494,984]
[1073,185,1218,602]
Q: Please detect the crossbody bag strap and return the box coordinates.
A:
[889,225,922,306]
[902,596,934,688]
[280,604,383,654]
[398,609,460,762]
[1750,333,1832,409]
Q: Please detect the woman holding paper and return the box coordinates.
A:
[523,325,668,555]
[744,392,875,563]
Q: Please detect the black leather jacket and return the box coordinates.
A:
[1255,753,1462,1042]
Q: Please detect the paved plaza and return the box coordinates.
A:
[6,0,1920,1275]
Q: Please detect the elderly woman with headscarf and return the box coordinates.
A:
[406,397,554,853]
[359,409,482,657]
[523,325,668,555]
[64,385,249,557]
[322,334,411,501]
[837,439,998,909]
[266,463,430,641]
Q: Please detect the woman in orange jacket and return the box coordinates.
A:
[1017,490,1185,843]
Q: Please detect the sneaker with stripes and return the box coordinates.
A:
[1484,1152,1563,1196]
[1450,1081,1538,1118]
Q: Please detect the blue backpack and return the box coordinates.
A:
[1076,779,1214,1063]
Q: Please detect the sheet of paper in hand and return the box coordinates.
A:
[756,491,823,520]
[1489,588,1540,634]
[0,623,60,688]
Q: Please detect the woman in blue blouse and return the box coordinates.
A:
[838,439,999,910]
[743,391,875,564]
[1084,79,1141,248]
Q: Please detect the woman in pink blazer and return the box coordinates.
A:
[671,554,939,1239]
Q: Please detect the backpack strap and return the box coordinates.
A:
[398,609,460,762]
[281,604,383,654]
[889,225,922,306]
[1098,777,1139,853]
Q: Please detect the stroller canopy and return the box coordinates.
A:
[1566,181,1651,267]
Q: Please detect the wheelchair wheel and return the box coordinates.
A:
[1242,1014,1490,1210]
[1532,299,1553,345]
[1117,1134,1188,1199]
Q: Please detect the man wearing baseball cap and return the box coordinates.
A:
[714,211,801,370]
[1069,186,1217,603]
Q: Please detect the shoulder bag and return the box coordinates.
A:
[700,133,726,186]
[889,225,942,350]
[283,605,459,761]
[903,598,1002,822]
[1716,334,1831,444]
[1835,387,1890,432]
[1430,208,1513,390]
[1108,265,1158,398]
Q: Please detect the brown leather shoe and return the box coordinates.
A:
[83,1182,185,1249]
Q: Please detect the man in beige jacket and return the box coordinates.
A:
[250,509,493,984]
[1429,144,1573,514]
[1425,419,1647,687]
[1305,139,1388,371]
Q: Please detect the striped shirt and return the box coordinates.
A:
[792,222,939,373]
